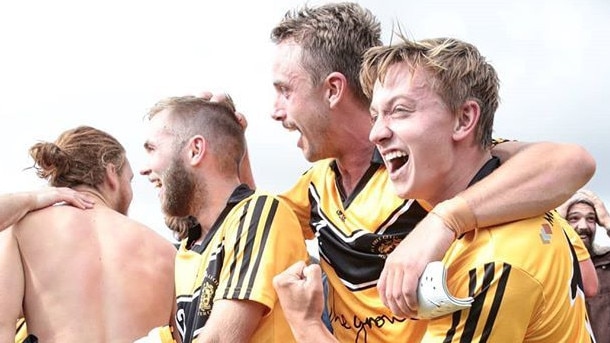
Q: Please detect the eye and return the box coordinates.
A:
[393,105,412,115]
[370,113,378,124]
[143,142,155,153]
[275,85,289,98]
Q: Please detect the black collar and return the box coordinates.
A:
[468,156,501,187]
[186,184,255,251]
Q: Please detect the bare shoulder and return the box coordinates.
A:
[120,216,176,255]
[12,203,83,235]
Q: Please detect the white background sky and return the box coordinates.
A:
[1,0,608,242]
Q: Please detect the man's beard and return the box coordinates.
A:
[162,157,200,217]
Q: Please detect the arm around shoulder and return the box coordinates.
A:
[0,188,94,232]
[466,141,595,228]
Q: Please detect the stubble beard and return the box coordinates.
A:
[304,110,333,162]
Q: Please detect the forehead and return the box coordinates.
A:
[568,202,596,215]
[144,109,176,140]
[272,41,308,80]
[371,63,430,105]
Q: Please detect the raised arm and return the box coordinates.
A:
[378,141,596,317]
[199,92,255,189]
[578,189,610,228]
[0,188,94,232]
[273,262,338,343]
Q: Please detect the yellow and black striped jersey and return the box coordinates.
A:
[15,318,27,343]
[280,151,429,342]
[426,212,594,342]
[174,184,308,342]
[423,158,593,342]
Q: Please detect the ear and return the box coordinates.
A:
[325,72,347,109]
[452,100,480,142]
[186,135,207,166]
[105,163,120,191]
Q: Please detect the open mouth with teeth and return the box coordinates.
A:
[150,179,163,197]
[384,151,409,173]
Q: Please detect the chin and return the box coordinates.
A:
[392,183,412,200]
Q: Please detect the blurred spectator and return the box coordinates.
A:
[559,189,610,341]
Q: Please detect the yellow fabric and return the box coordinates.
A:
[280,158,429,342]
[14,318,27,343]
[560,213,591,262]
[174,186,308,342]
[423,212,594,342]
[158,325,175,343]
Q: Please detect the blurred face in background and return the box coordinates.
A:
[567,202,597,251]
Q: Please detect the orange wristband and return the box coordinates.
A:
[429,196,477,239]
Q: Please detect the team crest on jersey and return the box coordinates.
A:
[539,223,553,244]
[371,236,402,255]
[198,273,219,316]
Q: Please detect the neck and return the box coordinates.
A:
[335,143,376,196]
[73,186,111,209]
[193,177,241,236]
[332,104,377,195]
[427,150,492,206]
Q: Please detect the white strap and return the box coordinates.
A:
[416,261,473,319]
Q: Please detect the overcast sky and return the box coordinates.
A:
[1,0,608,242]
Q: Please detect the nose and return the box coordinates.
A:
[574,218,592,234]
[271,95,287,121]
[139,167,151,177]
[369,115,392,145]
[271,108,286,121]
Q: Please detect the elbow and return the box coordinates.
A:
[580,258,599,298]
[582,265,599,298]
[566,144,596,187]
[584,281,599,298]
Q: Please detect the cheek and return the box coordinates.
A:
[152,152,171,171]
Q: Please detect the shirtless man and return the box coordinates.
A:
[0,126,176,343]
[0,187,94,343]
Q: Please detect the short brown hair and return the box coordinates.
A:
[271,2,382,106]
[361,37,499,148]
[146,96,245,175]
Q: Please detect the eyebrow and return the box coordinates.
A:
[370,95,417,113]
[273,81,287,88]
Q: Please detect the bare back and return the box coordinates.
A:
[13,204,176,343]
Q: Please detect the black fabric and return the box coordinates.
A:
[23,335,38,343]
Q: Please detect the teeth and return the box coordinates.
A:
[384,151,407,161]
[283,123,298,132]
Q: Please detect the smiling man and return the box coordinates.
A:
[362,37,594,342]
[559,189,610,341]
[140,96,308,343]
[270,3,595,342]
